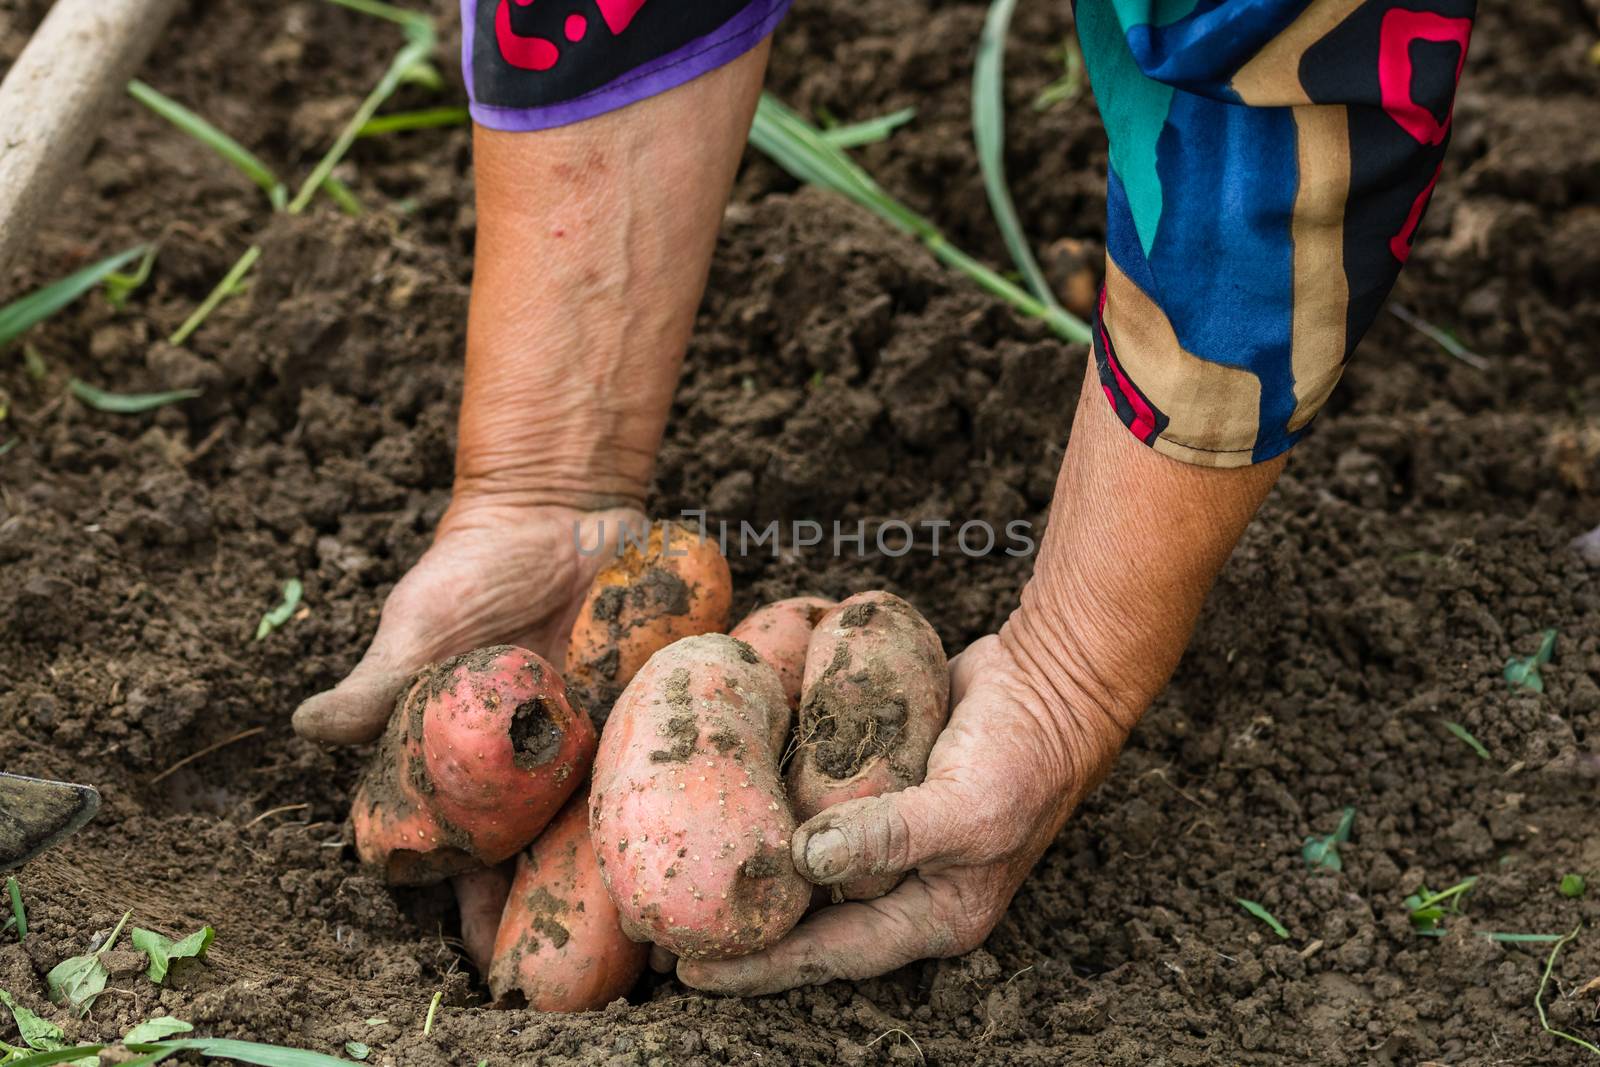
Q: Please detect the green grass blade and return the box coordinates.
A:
[6,877,25,938]
[819,107,917,150]
[0,245,149,347]
[320,175,365,217]
[973,0,1058,309]
[69,380,202,414]
[1236,898,1289,938]
[1442,720,1491,760]
[287,29,435,215]
[749,93,1091,345]
[358,106,469,137]
[0,1046,108,1066]
[170,244,262,347]
[132,1038,351,1067]
[1536,926,1600,1057]
[1387,303,1490,371]
[0,438,17,458]
[324,0,434,34]
[129,80,287,208]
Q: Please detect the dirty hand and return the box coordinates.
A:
[677,627,1130,995]
[291,497,642,744]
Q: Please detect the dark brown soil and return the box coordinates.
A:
[3,0,1599,1063]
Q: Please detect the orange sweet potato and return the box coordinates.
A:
[352,646,596,885]
[564,521,732,727]
[487,790,648,1011]
[729,596,834,710]
[787,591,950,899]
[590,634,810,959]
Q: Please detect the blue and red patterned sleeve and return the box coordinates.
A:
[462,0,789,131]
[1077,0,1476,467]
[461,1,1475,470]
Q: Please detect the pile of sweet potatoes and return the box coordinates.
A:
[348,521,950,1011]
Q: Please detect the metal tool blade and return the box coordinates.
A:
[0,772,100,871]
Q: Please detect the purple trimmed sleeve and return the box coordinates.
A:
[463,0,790,132]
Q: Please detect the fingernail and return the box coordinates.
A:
[803,828,850,881]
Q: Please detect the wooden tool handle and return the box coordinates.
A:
[0,0,182,286]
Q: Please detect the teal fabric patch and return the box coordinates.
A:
[1079,0,1175,256]
[1108,0,1203,29]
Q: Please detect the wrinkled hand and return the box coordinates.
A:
[677,631,1130,995]
[292,498,643,744]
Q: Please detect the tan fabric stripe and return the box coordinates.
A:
[1103,258,1262,464]
[1287,103,1351,432]
[1231,0,1365,107]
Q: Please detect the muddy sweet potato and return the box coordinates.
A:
[787,591,950,899]
[589,634,810,959]
[564,521,732,727]
[487,790,648,1011]
[352,646,596,885]
[729,596,834,710]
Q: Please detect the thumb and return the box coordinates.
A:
[791,785,967,887]
[292,632,419,744]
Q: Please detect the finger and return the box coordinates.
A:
[677,877,954,995]
[791,783,977,887]
[648,945,676,974]
[947,633,998,706]
[292,635,418,744]
[451,864,513,974]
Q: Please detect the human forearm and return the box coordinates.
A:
[455,46,770,513]
[1003,360,1285,797]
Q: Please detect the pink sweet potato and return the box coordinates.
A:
[589,634,810,959]
[787,591,950,899]
[729,596,835,710]
[352,646,596,885]
[564,522,732,727]
[487,790,648,1011]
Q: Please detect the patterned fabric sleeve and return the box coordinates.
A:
[1077,0,1476,467]
[463,0,789,131]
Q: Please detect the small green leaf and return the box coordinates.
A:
[1407,878,1478,933]
[131,926,213,983]
[1236,899,1289,939]
[67,380,201,414]
[103,247,159,310]
[43,956,106,1019]
[343,1042,369,1060]
[1302,807,1356,872]
[254,580,304,641]
[1504,629,1558,693]
[0,988,67,1050]
[123,1019,192,1044]
[44,908,126,1017]
[1560,874,1587,899]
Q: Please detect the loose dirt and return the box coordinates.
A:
[2,0,1597,1063]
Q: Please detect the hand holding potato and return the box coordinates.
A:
[677,632,1126,995]
[292,501,643,744]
